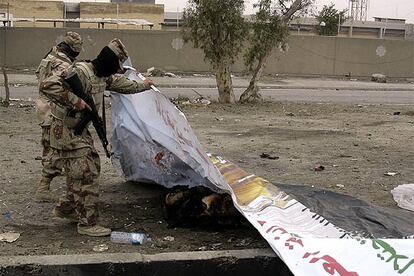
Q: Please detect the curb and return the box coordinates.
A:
[0,249,292,276]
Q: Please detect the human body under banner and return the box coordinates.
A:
[110,68,414,276]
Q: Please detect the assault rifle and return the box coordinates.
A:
[64,72,111,158]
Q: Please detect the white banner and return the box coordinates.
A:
[111,70,414,276]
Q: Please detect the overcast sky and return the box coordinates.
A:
[156,0,414,23]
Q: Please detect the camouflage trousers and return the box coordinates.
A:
[41,126,63,180]
[54,146,101,226]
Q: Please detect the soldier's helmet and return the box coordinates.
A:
[107,38,129,69]
[64,31,83,53]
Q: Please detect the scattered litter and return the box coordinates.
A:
[234,119,241,122]
[211,243,222,249]
[0,232,20,243]
[191,97,211,106]
[353,143,359,147]
[371,73,387,83]
[333,165,339,168]
[238,238,252,246]
[198,246,207,251]
[18,104,33,108]
[163,236,175,242]
[165,72,178,78]
[384,172,398,177]
[146,67,165,77]
[3,212,12,220]
[110,232,150,245]
[93,244,109,252]
[336,184,345,189]
[391,184,414,212]
[393,112,401,116]
[286,112,295,116]
[314,165,325,172]
[215,117,224,121]
[260,153,279,160]
[35,156,42,161]
[124,221,135,228]
[13,84,23,88]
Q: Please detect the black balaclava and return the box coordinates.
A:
[91,46,120,78]
[57,42,80,62]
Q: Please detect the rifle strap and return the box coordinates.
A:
[102,93,106,133]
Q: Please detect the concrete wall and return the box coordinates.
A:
[1,27,413,78]
[80,3,163,30]
[0,0,64,28]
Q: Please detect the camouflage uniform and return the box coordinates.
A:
[40,39,149,235]
[35,32,83,202]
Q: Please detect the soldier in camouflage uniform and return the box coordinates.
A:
[39,38,153,237]
[35,32,83,202]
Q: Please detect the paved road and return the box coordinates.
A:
[1,86,413,105]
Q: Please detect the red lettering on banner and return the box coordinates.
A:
[257,220,267,227]
[303,252,359,276]
[285,237,304,250]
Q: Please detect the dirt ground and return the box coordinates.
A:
[0,96,413,256]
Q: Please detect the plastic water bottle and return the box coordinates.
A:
[110,231,151,245]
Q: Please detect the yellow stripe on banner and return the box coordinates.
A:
[209,154,289,206]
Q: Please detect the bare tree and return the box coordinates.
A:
[183,0,247,103]
[1,68,10,107]
[240,0,313,103]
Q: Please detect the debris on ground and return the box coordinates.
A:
[286,112,295,116]
[371,74,387,83]
[170,96,211,107]
[163,236,175,242]
[336,184,345,189]
[384,172,398,176]
[93,244,109,252]
[215,117,224,121]
[0,232,20,243]
[191,97,211,106]
[391,184,414,212]
[146,67,178,78]
[111,231,151,245]
[3,212,12,220]
[146,67,166,77]
[165,72,178,78]
[260,153,279,160]
[393,112,401,116]
[314,165,325,172]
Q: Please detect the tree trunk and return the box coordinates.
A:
[215,63,235,104]
[239,56,266,103]
[1,68,10,107]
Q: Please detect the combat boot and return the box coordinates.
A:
[34,177,59,203]
[77,225,111,237]
[52,207,78,223]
